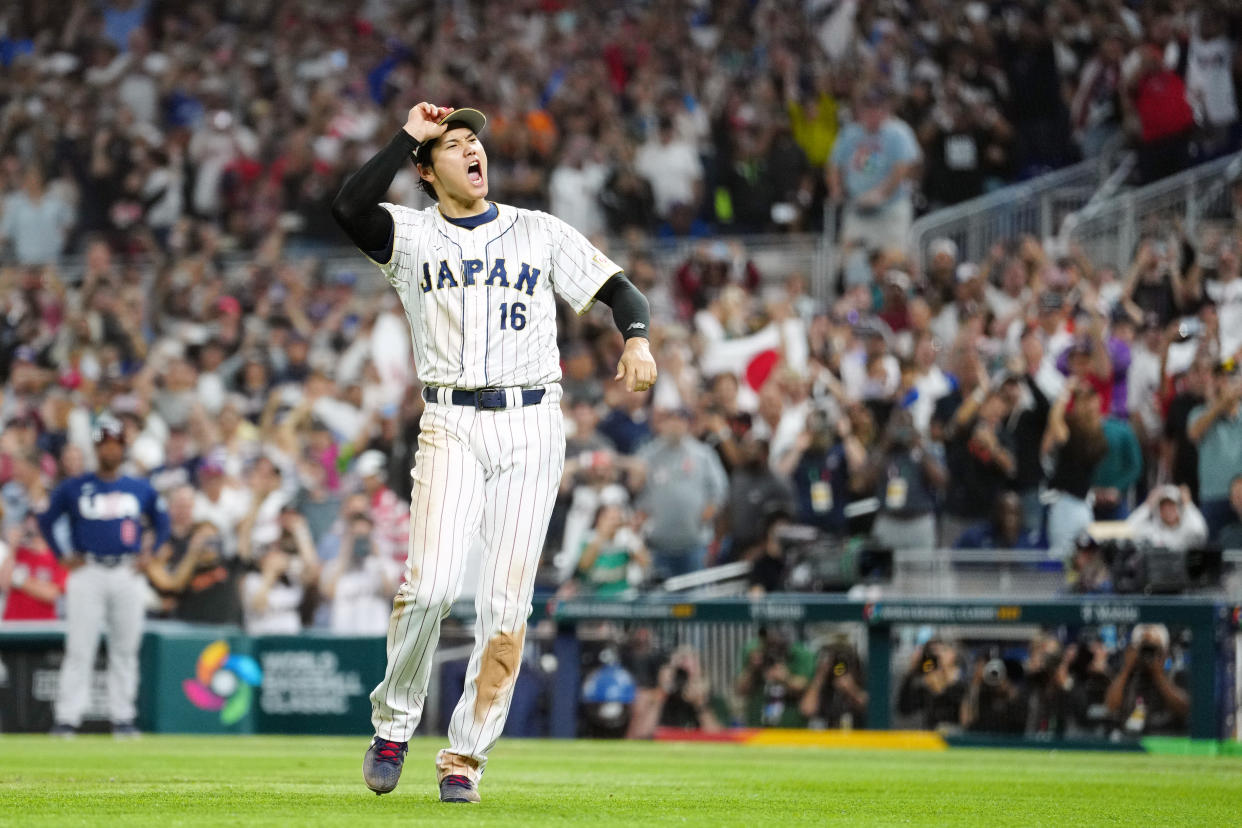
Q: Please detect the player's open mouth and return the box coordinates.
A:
[467,161,483,186]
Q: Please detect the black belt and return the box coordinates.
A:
[422,386,546,410]
[83,553,136,568]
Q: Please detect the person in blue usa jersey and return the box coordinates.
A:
[333,102,657,802]
[36,414,170,738]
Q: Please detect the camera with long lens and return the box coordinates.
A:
[981,658,1006,687]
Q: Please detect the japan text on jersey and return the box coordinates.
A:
[375,203,620,390]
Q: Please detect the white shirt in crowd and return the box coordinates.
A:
[241,573,304,635]
[633,135,702,218]
[193,485,253,558]
[1187,32,1238,127]
[1124,500,1208,553]
[329,555,402,635]
[548,160,609,238]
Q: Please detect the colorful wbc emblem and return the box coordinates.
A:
[182,640,262,724]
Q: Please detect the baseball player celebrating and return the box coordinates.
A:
[36,414,170,737]
[332,102,656,802]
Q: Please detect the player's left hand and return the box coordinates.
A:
[615,338,657,393]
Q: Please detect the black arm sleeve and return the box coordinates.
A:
[594,273,650,340]
[330,130,421,263]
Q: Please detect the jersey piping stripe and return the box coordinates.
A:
[433,226,468,387]
[481,213,520,385]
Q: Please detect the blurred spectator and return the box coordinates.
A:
[800,640,868,730]
[954,491,1044,550]
[1089,411,1143,521]
[996,7,1077,175]
[1044,380,1109,558]
[1124,44,1195,183]
[1187,359,1242,537]
[1186,9,1239,158]
[635,407,727,579]
[145,483,197,614]
[1071,26,1128,159]
[735,627,815,728]
[1163,357,1210,502]
[868,409,945,551]
[0,513,66,621]
[556,447,634,583]
[939,385,1017,546]
[828,86,919,254]
[1215,475,1242,549]
[996,370,1052,534]
[634,116,703,224]
[1105,623,1189,736]
[746,511,792,596]
[354,449,408,562]
[1066,533,1114,595]
[897,640,966,731]
[322,511,400,635]
[147,520,242,626]
[720,437,793,563]
[0,168,74,265]
[548,135,609,239]
[1124,485,1208,553]
[192,453,251,558]
[572,504,649,599]
[239,510,320,635]
[598,386,653,456]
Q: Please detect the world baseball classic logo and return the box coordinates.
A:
[182,640,263,724]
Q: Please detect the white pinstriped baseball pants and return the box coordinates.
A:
[370,390,564,783]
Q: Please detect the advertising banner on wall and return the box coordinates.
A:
[251,635,386,735]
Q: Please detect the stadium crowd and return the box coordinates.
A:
[0,0,1240,650]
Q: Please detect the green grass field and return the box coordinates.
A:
[1,735,1240,826]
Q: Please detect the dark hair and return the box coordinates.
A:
[414,141,440,201]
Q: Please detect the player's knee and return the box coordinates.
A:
[407,578,456,615]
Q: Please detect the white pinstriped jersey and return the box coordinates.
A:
[375,202,620,388]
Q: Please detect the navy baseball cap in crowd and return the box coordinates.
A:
[415,108,488,165]
[92,414,126,444]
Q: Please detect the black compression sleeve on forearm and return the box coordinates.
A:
[595,273,650,340]
[330,129,421,262]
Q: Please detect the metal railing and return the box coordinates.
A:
[1062,152,1242,272]
[908,152,1127,271]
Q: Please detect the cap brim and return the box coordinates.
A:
[438,107,487,137]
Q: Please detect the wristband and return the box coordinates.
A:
[11,565,29,589]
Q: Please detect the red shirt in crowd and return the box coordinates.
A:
[3,546,67,621]
[1134,68,1195,142]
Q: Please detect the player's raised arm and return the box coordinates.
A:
[331,102,454,263]
[595,273,658,393]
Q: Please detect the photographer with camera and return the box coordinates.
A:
[652,646,724,734]
[868,408,946,551]
[1059,636,1115,737]
[1104,623,1189,736]
[960,650,1026,735]
[323,510,400,635]
[897,639,967,731]
[789,407,869,538]
[800,641,868,729]
[735,627,816,728]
